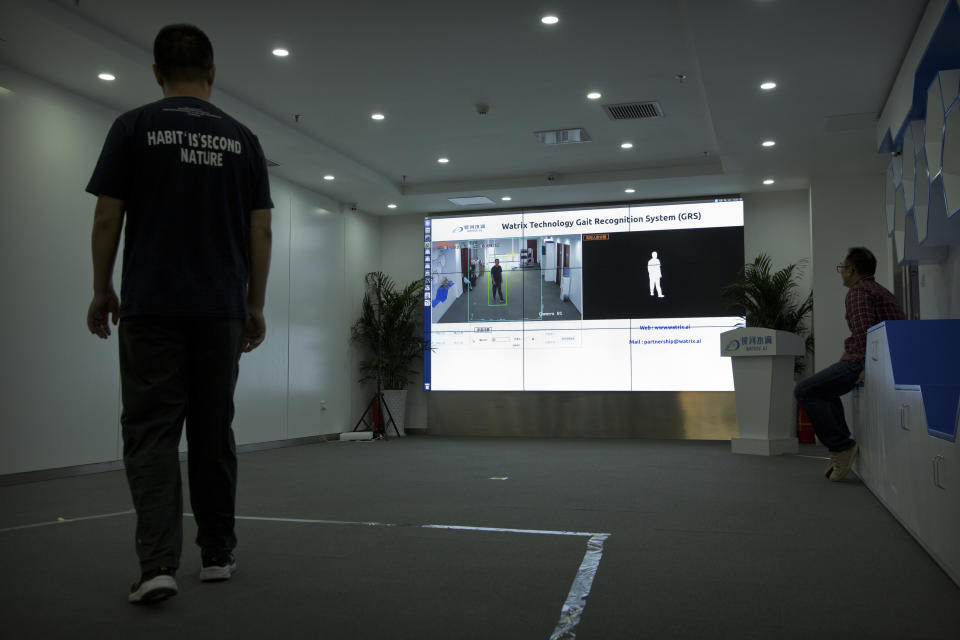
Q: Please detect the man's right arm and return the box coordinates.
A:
[87,195,125,338]
[244,208,272,352]
[842,285,876,365]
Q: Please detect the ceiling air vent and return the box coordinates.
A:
[266,159,280,167]
[534,128,591,145]
[603,101,663,120]
[449,196,495,206]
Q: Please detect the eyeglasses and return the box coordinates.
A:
[836,264,848,273]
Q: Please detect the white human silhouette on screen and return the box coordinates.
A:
[648,251,665,298]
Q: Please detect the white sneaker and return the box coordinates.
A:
[200,553,238,582]
[828,443,860,482]
[129,573,177,604]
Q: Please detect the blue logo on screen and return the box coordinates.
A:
[452,224,486,234]
[725,340,741,352]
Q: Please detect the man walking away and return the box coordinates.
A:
[491,258,505,303]
[85,24,273,603]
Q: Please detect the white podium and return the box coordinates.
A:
[721,328,805,456]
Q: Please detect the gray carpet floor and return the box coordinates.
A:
[1,437,958,639]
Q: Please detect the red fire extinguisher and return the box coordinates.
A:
[797,407,815,444]
[371,396,384,434]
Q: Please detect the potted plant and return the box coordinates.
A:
[719,253,815,455]
[351,271,428,436]
[721,253,814,376]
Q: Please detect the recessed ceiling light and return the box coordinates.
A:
[387,204,397,209]
[587,92,602,100]
[438,157,450,163]
[541,16,559,25]
[760,81,777,91]
[272,48,289,57]
[323,175,335,181]
[763,178,775,185]
[371,113,385,121]
[98,73,115,81]
[625,188,636,193]
[501,196,512,201]
[761,140,776,147]
[621,142,634,149]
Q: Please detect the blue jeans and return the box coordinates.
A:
[794,360,863,452]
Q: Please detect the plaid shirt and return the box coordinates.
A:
[841,276,905,363]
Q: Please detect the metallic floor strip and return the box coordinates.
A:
[551,533,610,640]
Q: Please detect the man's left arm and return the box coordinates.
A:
[87,195,125,339]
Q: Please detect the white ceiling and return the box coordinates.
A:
[0,0,927,215]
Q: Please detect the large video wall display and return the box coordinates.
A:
[423,198,745,391]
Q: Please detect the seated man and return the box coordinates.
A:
[794,247,905,482]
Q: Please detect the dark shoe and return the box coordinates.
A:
[129,568,177,604]
[200,550,237,582]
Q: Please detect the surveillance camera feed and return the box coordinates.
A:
[423,198,745,391]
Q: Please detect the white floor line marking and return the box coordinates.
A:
[422,524,605,538]
[225,514,610,539]
[3,510,610,639]
[226,514,397,528]
[0,509,134,533]
[225,514,611,639]
[551,533,610,640]
[795,455,830,461]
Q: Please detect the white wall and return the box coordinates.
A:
[0,64,377,475]
[380,214,427,429]
[345,211,383,430]
[742,189,814,373]
[918,246,960,319]
[0,65,123,474]
[810,175,892,372]
[543,242,558,282]
[743,189,813,297]
[568,236,583,313]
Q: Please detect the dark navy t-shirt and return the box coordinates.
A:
[86,97,273,319]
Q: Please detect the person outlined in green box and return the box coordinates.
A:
[490,258,505,304]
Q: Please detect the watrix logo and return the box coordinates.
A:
[724,339,741,352]
[453,223,486,234]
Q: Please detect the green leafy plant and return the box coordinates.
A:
[721,253,814,374]
[351,271,428,390]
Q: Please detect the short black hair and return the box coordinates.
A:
[846,247,876,276]
[153,24,213,83]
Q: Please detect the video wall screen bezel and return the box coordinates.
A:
[423,197,745,392]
